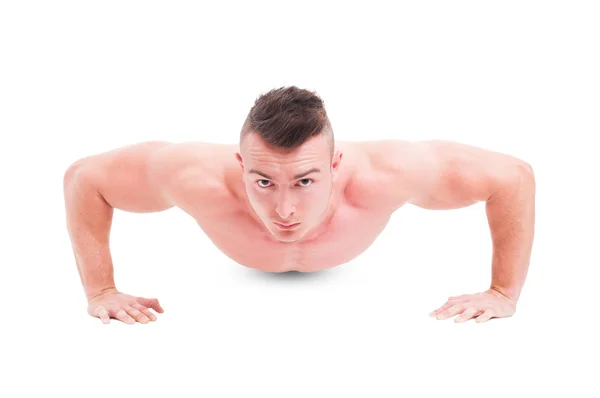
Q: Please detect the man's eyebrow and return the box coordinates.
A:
[248,168,321,180]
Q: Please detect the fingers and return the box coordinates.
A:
[96,306,111,324]
[454,307,481,323]
[90,296,163,325]
[429,301,454,317]
[114,309,136,325]
[105,306,156,325]
[431,304,495,323]
[136,297,164,313]
[88,294,164,325]
[435,303,465,320]
[132,303,157,321]
[476,309,495,323]
[124,305,150,324]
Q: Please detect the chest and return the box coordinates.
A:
[196,202,393,272]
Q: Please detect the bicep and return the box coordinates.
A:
[386,140,528,210]
[70,141,175,213]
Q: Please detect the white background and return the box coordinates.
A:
[1,1,599,397]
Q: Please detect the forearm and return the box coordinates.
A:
[64,168,117,301]
[485,165,536,303]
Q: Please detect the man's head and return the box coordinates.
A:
[236,86,343,243]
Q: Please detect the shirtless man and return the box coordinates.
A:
[63,86,536,325]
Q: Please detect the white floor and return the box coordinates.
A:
[2,1,599,397]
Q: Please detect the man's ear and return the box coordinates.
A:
[331,150,343,173]
[235,152,244,172]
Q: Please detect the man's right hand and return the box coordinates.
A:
[87,288,164,324]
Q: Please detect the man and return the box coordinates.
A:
[63,86,536,325]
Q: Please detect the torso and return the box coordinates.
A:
[173,140,406,273]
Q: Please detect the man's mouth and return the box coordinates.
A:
[274,222,300,229]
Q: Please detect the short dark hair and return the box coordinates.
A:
[240,86,334,157]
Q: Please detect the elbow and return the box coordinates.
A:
[64,163,81,185]
[519,161,534,176]
[510,160,534,182]
[518,162,535,188]
[63,160,91,187]
[516,161,536,194]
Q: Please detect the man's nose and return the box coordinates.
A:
[275,191,296,219]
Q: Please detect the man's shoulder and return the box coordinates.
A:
[344,139,418,210]
[152,140,236,176]
[150,141,240,216]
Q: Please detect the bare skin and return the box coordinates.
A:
[64,135,535,325]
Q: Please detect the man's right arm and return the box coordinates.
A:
[63,141,178,301]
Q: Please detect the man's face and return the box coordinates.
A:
[236,133,342,243]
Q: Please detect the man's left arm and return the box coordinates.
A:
[485,159,536,305]
[379,139,536,323]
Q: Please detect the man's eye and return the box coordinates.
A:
[256,179,314,188]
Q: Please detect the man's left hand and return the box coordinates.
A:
[429,288,516,323]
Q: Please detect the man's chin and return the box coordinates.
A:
[272,230,304,242]
[276,237,296,243]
